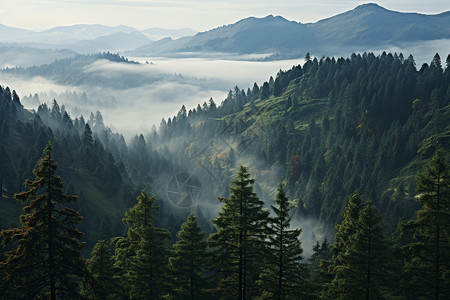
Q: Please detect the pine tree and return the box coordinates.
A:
[309,238,333,296]
[402,147,450,299]
[325,198,396,299]
[112,190,171,299]
[260,183,309,299]
[129,221,171,299]
[83,240,116,299]
[0,146,16,200]
[322,191,363,299]
[170,213,209,300]
[208,166,269,299]
[0,142,91,299]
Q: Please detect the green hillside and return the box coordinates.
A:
[154,52,450,234]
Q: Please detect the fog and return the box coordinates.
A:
[0,56,304,138]
[325,39,450,66]
[1,39,447,139]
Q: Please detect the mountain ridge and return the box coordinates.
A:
[130,3,450,58]
[1,3,449,60]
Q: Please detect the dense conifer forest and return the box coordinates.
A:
[1,51,450,298]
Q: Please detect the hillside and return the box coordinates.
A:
[1,51,449,251]
[151,52,450,233]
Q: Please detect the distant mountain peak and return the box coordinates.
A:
[355,3,384,9]
[352,3,390,14]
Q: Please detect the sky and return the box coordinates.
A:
[1,0,450,32]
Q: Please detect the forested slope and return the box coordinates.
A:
[154,51,450,233]
[1,51,449,247]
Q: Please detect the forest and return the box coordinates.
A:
[1,51,450,298]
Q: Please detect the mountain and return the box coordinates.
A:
[0,24,36,43]
[142,27,198,40]
[132,3,450,59]
[308,3,450,48]
[39,24,138,43]
[0,24,139,45]
[133,15,316,59]
[68,31,151,53]
[2,4,449,60]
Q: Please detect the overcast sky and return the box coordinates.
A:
[1,0,449,32]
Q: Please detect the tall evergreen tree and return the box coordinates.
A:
[83,240,116,299]
[208,166,269,299]
[325,198,394,299]
[170,213,209,300]
[0,142,90,299]
[0,146,16,200]
[402,147,450,299]
[260,183,309,299]
[309,238,333,297]
[322,191,363,299]
[112,190,171,299]
[129,220,171,299]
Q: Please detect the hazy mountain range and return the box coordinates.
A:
[1,3,449,62]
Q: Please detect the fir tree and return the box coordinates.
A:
[325,198,396,299]
[170,213,209,300]
[322,191,363,299]
[0,142,91,299]
[402,147,450,299]
[129,221,171,299]
[309,238,333,296]
[83,240,116,299]
[208,166,269,299]
[112,190,171,299]
[260,183,309,299]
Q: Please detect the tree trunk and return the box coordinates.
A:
[435,172,440,300]
[47,154,56,300]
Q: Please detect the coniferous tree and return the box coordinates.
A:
[208,166,269,299]
[309,238,333,296]
[83,240,116,299]
[260,183,309,299]
[170,213,209,300]
[0,142,91,299]
[325,198,397,299]
[323,191,363,298]
[402,147,450,299]
[112,190,171,299]
[0,146,16,200]
[129,220,171,299]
